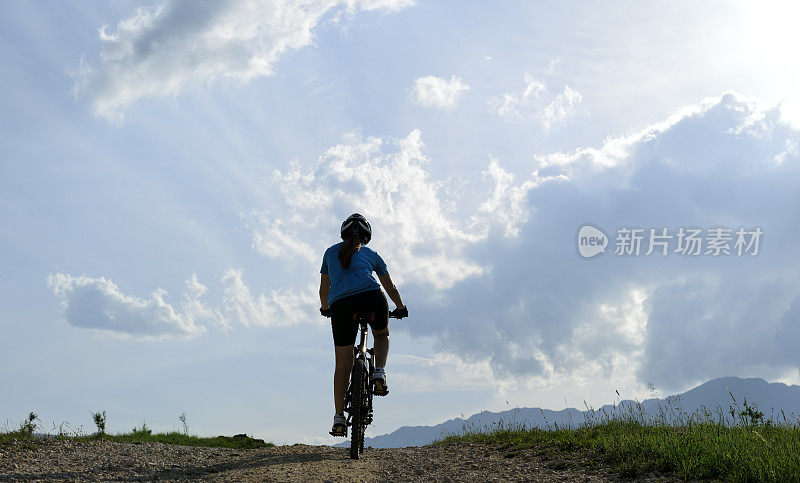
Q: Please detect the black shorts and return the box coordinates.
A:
[330,289,389,347]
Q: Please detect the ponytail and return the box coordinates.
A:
[338,234,361,270]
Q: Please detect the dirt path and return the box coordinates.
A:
[0,439,676,481]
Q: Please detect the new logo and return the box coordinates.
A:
[577,225,608,258]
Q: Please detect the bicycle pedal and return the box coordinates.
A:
[329,427,348,437]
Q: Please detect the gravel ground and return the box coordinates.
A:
[0,439,677,481]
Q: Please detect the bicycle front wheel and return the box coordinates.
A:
[349,360,365,460]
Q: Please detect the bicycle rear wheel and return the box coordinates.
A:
[349,360,365,460]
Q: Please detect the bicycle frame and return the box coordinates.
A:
[355,316,375,371]
[346,315,375,431]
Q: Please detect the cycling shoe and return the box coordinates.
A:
[372,369,389,396]
[330,414,347,437]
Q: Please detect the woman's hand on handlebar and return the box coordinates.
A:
[321,306,406,318]
[389,307,408,319]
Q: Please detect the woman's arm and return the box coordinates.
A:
[319,274,330,309]
[378,274,405,309]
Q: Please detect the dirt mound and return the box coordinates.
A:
[0,439,674,481]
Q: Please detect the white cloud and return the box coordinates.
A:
[249,129,548,291]
[220,269,318,327]
[184,273,230,332]
[248,211,319,265]
[412,75,470,110]
[47,269,323,337]
[545,58,561,74]
[489,73,582,131]
[74,0,414,121]
[479,157,568,237]
[540,85,583,131]
[47,272,212,339]
[531,91,778,175]
[391,351,494,393]
[553,287,649,382]
[343,0,414,13]
[489,73,544,118]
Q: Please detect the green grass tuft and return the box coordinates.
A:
[433,395,800,482]
[1,412,273,450]
[436,420,800,481]
[80,431,274,449]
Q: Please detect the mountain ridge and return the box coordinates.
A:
[340,376,800,448]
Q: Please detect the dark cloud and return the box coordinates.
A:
[405,93,800,392]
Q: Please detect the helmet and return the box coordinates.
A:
[340,213,372,244]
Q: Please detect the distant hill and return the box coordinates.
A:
[339,377,800,448]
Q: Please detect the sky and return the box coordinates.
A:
[2,0,800,444]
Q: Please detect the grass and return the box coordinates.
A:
[0,412,41,449]
[1,413,273,450]
[78,431,274,449]
[434,393,800,482]
[0,428,39,449]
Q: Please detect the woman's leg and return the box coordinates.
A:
[372,326,389,368]
[370,289,390,368]
[334,345,354,415]
[330,295,357,416]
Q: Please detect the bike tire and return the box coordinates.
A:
[349,360,365,460]
[359,368,370,454]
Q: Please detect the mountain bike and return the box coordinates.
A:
[341,309,404,459]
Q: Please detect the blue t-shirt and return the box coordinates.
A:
[321,242,389,305]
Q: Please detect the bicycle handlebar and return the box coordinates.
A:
[389,307,408,319]
[319,307,408,319]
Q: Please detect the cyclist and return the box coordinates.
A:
[319,213,407,436]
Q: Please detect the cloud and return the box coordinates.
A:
[540,85,582,131]
[248,211,319,266]
[73,0,414,121]
[421,92,800,392]
[489,73,582,131]
[391,351,494,393]
[412,75,470,110]
[47,272,213,339]
[47,269,326,334]
[220,269,318,327]
[545,58,561,74]
[248,129,553,291]
[48,268,325,337]
[479,157,567,237]
[489,73,545,117]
